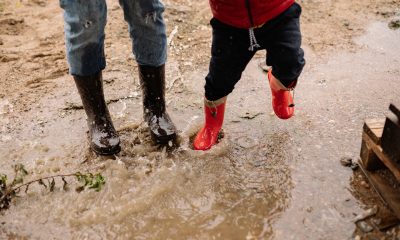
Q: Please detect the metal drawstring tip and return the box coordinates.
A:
[248,28,260,52]
[248,44,260,52]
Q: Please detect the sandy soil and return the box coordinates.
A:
[1,0,400,239]
[1,0,399,117]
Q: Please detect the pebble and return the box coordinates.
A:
[352,206,378,222]
[351,162,359,170]
[389,19,400,30]
[360,180,370,189]
[357,221,373,233]
[340,157,353,167]
[35,159,45,165]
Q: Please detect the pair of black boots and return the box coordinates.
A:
[73,65,176,155]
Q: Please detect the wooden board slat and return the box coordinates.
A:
[375,212,400,230]
[360,139,384,171]
[363,119,385,144]
[389,103,400,119]
[362,132,400,182]
[381,115,400,163]
[359,161,400,220]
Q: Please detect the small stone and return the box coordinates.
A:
[306,206,313,213]
[360,180,370,189]
[340,157,353,167]
[357,221,373,233]
[360,180,367,186]
[35,159,45,165]
[352,206,378,222]
[389,19,400,30]
[239,111,263,120]
[350,162,359,170]
[133,136,141,145]
[372,218,381,226]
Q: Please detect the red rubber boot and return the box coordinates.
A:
[268,71,295,119]
[193,97,226,151]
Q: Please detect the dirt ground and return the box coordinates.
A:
[1,0,400,239]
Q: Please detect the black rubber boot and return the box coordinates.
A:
[138,64,177,144]
[73,72,121,155]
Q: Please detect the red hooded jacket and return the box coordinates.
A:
[209,0,295,29]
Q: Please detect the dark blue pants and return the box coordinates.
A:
[205,3,305,101]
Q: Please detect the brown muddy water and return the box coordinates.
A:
[1,21,400,239]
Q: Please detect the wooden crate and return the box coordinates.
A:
[359,118,400,219]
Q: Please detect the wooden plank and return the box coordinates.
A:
[363,132,400,182]
[381,115,400,163]
[389,103,400,119]
[375,211,400,230]
[359,161,400,220]
[360,139,384,171]
[363,119,385,144]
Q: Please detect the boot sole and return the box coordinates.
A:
[91,143,121,156]
[151,132,177,145]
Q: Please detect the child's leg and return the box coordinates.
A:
[257,2,305,119]
[194,18,256,150]
[264,2,305,88]
[205,18,256,101]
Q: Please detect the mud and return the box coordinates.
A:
[1,0,400,239]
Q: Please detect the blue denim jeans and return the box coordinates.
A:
[60,0,167,76]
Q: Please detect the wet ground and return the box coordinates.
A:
[1,0,400,239]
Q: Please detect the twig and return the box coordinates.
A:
[63,95,138,111]
[352,206,378,223]
[0,173,76,204]
[167,26,179,46]
[168,76,182,92]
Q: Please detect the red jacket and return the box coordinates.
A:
[209,0,295,29]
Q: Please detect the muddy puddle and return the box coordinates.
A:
[1,17,400,240]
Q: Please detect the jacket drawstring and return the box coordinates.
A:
[245,0,260,52]
[248,28,260,51]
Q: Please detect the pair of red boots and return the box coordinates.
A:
[193,71,295,150]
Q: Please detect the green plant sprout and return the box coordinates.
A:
[0,164,105,211]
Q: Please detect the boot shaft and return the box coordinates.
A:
[268,70,295,119]
[204,97,227,128]
[138,64,166,116]
[73,72,120,155]
[73,72,111,123]
[193,97,227,151]
[138,64,177,143]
